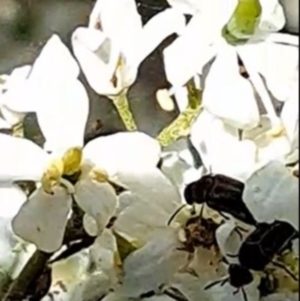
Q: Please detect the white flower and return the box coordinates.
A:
[162,0,296,132]
[243,160,299,229]
[0,65,32,129]
[0,185,35,284]
[280,0,299,33]
[71,0,185,96]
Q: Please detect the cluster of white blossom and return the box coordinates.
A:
[0,0,298,300]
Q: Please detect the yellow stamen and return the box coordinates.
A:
[41,158,64,194]
[89,167,109,183]
[267,124,286,138]
[62,147,83,176]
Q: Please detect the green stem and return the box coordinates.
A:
[110,93,137,131]
[156,81,202,147]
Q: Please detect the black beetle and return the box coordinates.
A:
[227,220,299,280]
[184,174,257,226]
[204,263,253,301]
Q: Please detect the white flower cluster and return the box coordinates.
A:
[0,0,298,300]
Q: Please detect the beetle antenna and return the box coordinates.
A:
[204,277,229,290]
[167,204,187,226]
[226,253,239,258]
[241,287,248,301]
[271,261,298,281]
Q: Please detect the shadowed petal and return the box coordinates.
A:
[75,179,117,235]
[12,186,72,253]
[120,228,187,298]
[243,161,299,228]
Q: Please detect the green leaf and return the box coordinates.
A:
[223,0,262,45]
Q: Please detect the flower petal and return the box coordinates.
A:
[163,13,217,88]
[89,0,142,53]
[238,38,298,102]
[30,34,79,86]
[115,168,181,208]
[0,134,48,183]
[0,185,26,219]
[280,0,299,33]
[243,160,299,228]
[135,8,186,66]
[203,45,260,129]
[75,179,117,235]
[257,0,285,33]
[0,118,11,129]
[262,292,299,301]
[72,27,120,95]
[190,111,258,181]
[37,79,89,154]
[90,229,119,282]
[166,0,202,14]
[119,228,187,298]
[12,186,72,253]
[83,132,161,176]
[114,168,181,244]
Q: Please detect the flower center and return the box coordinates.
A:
[41,147,83,194]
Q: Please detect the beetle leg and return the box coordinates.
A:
[204,277,229,290]
[234,228,243,240]
[218,211,230,220]
[226,253,239,258]
[232,288,240,295]
[241,287,248,301]
[271,260,298,281]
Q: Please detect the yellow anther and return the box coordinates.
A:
[62,147,83,176]
[267,124,286,138]
[41,158,64,194]
[90,167,109,183]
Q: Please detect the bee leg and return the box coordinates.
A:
[234,228,243,240]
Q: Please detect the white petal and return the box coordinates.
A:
[37,79,89,154]
[29,34,79,86]
[0,65,33,113]
[146,296,177,301]
[257,0,285,33]
[280,0,299,33]
[114,199,175,245]
[12,186,72,252]
[262,292,299,301]
[83,132,161,176]
[203,45,260,129]
[71,27,120,95]
[190,111,258,181]
[280,78,299,144]
[243,160,299,228]
[0,105,25,126]
[0,117,11,129]
[0,134,48,183]
[120,228,187,297]
[89,0,142,53]
[163,13,218,88]
[75,179,117,235]
[0,185,26,218]
[173,86,189,112]
[68,272,112,301]
[215,220,241,261]
[166,0,202,14]
[115,168,181,209]
[90,229,118,281]
[238,40,298,102]
[135,8,186,66]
